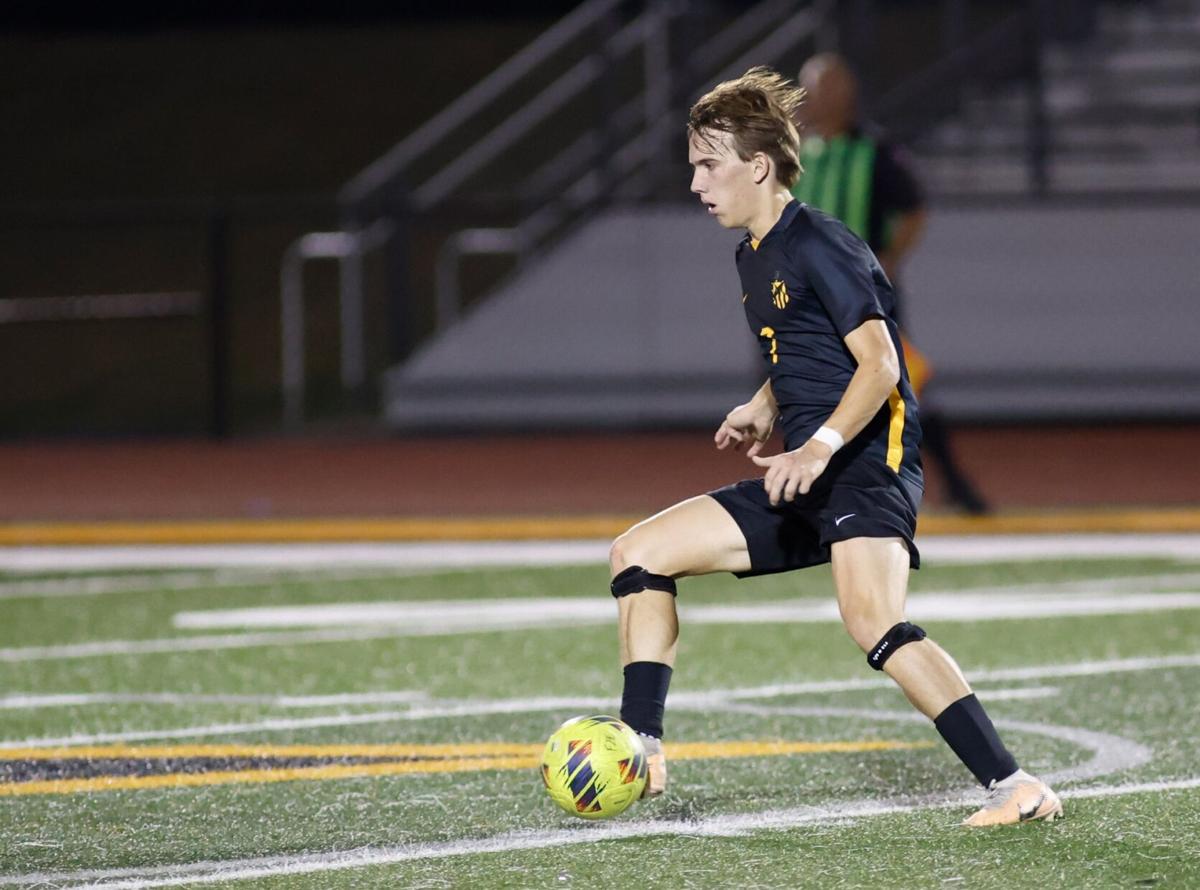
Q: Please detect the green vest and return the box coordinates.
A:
[790,135,877,243]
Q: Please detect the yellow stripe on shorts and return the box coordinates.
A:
[886,388,905,472]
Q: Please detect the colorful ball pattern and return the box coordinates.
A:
[540,715,648,819]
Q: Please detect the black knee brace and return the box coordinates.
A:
[867,621,927,670]
[610,565,677,598]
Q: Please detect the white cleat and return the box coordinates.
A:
[639,735,667,798]
[963,769,1063,827]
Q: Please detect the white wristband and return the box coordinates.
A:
[810,425,844,454]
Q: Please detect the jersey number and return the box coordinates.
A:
[759,326,779,364]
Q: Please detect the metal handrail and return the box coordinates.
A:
[516,0,812,205]
[279,220,392,429]
[411,10,655,211]
[693,0,808,76]
[710,4,823,85]
[434,229,524,330]
[515,0,826,244]
[313,0,835,417]
[339,0,623,211]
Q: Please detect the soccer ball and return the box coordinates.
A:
[540,715,648,819]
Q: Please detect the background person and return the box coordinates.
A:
[793,52,989,515]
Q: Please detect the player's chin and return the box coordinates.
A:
[709,209,737,229]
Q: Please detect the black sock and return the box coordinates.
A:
[620,661,673,739]
[934,693,1019,787]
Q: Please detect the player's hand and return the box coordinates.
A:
[714,400,777,457]
[751,439,833,505]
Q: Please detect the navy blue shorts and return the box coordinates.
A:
[708,460,921,578]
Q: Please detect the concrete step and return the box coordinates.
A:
[917,155,1200,196]
[955,94,1200,131]
[921,119,1199,152]
[1098,7,1200,39]
[1046,45,1200,77]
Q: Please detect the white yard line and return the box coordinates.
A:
[0,691,427,711]
[0,572,228,601]
[968,685,1060,701]
[2,534,1199,574]
[6,561,1200,603]
[696,590,1200,622]
[0,684,1057,714]
[5,776,1197,889]
[715,652,1200,701]
[0,568,428,601]
[0,619,599,664]
[169,590,1200,630]
[0,542,612,573]
[3,651,1192,749]
[2,587,1195,664]
[921,534,1200,563]
[0,710,429,750]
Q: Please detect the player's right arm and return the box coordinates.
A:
[715,379,778,457]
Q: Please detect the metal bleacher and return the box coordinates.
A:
[287,0,1200,431]
[281,0,834,427]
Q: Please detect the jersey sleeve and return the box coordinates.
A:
[794,224,887,339]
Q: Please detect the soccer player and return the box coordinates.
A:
[609,67,1061,826]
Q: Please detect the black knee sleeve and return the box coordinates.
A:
[611,565,677,598]
[867,621,927,670]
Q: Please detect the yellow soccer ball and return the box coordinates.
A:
[540,715,648,819]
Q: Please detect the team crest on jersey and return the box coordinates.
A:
[770,278,789,310]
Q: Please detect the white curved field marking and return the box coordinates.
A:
[3,777,1197,889]
[714,704,1153,785]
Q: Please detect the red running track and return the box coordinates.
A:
[0,425,1197,522]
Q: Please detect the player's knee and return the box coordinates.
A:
[609,531,638,575]
[864,621,927,671]
[610,528,661,576]
[609,531,677,599]
[840,608,902,654]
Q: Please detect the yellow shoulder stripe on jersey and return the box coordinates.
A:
[886,388,905,472]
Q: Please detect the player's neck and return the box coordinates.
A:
[745,190,793,242]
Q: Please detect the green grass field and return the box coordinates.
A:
[2,546,1200,888]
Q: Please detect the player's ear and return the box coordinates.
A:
[752,152,771,185]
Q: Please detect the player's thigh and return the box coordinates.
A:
[829,536,912,649]
[611,494,752,577]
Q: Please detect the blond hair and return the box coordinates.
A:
[688,66,806,188]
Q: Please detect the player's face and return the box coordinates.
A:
[689,129,757,230]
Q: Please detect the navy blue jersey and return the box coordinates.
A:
[735,200,922,491]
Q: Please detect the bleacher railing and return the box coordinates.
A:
[282,0,832,428]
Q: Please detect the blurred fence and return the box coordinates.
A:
[0,198,340,437]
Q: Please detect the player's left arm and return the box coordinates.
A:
[752,320,897,505]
